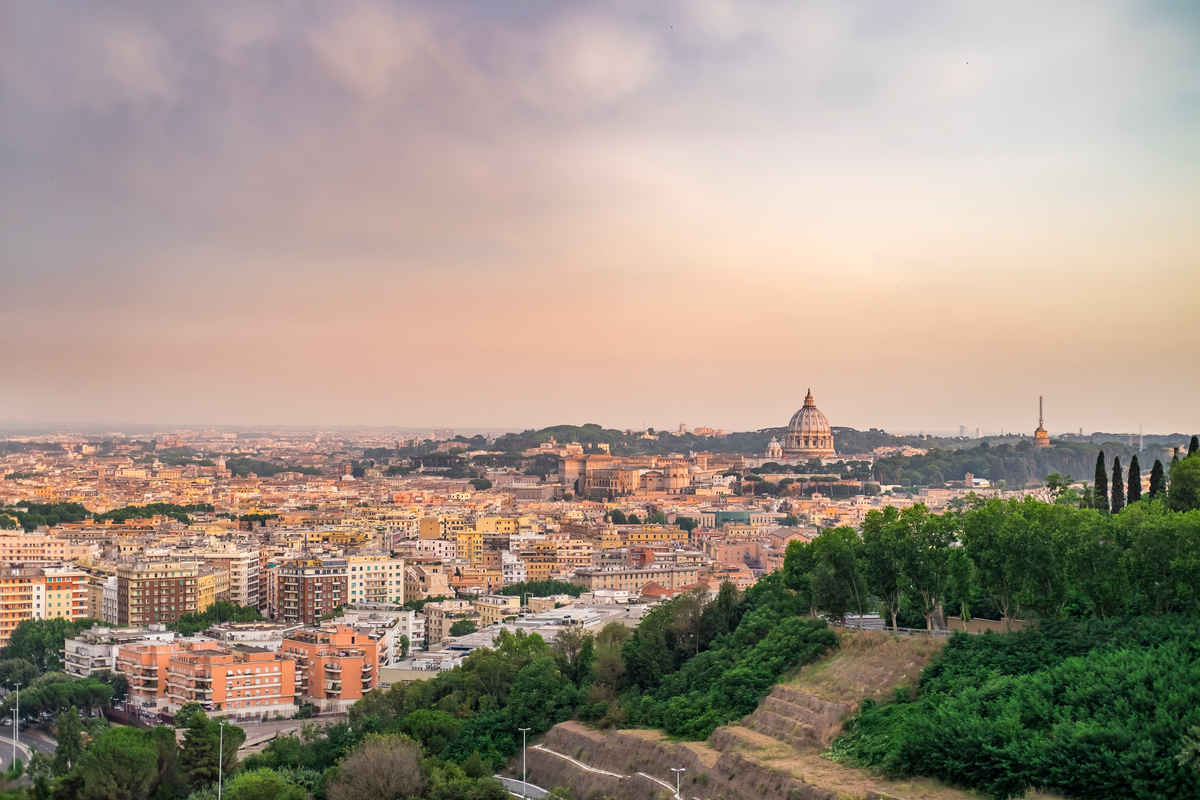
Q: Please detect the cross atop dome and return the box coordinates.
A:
[804,389,815,407]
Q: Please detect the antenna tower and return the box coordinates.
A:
[1039,396,1044,429]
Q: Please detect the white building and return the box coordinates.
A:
[501,551,527,586]
[63,625,177,678]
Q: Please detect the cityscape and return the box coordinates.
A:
[2,2,1198,800]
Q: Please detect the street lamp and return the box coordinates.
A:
[217,721,226,800]
[518,727,532,798]
[11,683,20,769]
[670,768,686,799]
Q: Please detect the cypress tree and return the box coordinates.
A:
[1094,451,1109,513]
[1190,435,1199,457]
[1127,454,1142,504]
[1111,456,1124,513]
[1149,459,1166,499]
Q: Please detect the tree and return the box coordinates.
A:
[861,507,907,632]
[1094,452,1109,513]
[1149,459,1166,500]
[676,517,699,533]
[780,514,800,527]
[469,478,492,491]
[607,509,627,525]
[399,635,410,658]
[325,734,425,800]
[809,526,867,625]
[1168,455,1200,512]
[1191,435,1199,457]
[898,505,959,631]
[0,658,38,690]
[225,768,307,800]
[1128,455,1142,504]
[53,706,84,775]
[77,726,159,800]
[179,713,244,791]
[1111,457,1125,514]
[449,619,477,637]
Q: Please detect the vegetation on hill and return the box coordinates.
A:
[224,458,322,477]
[1,617,102,672]
[0,501,215,530]
[832,617,1200,799]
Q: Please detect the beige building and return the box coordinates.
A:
[346,554,404,605]
[573,565,703,592]
[422,599,477,644]
[471,594,520,626]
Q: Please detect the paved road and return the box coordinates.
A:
[494,776,547,798]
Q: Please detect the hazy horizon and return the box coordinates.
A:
[3,1,1198,434]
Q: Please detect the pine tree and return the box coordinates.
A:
[52,707,84,776]
[1149,459,1166,499]
[1127,454,1142,504]
[1111,457,1124,514]
[1190,435,1199,457]
[1094,451,1109,513]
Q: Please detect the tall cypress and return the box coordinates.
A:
[1094,451,1109,512]
[1149,459,1165,500]
[1190,435,1199,457]
[1111,456,1125,513]
[1127,454,1142,504]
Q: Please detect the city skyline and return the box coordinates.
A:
[3,1,1198,433]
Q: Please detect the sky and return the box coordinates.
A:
[2,1,1198,436]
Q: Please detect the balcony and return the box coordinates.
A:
[324,682,342,693]
[324,664,341,673]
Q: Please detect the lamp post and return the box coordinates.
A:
[518,727,531,798]
[217,721,225,800]
[670,768,686,799]
[11,683,19,769]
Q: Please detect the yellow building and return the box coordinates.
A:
[622,526,687,546]
[475,516,517,534]
[456,530,484,567]
[471,594,521,626]
[196,569,231,614]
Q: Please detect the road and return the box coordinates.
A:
[494,776,547,798]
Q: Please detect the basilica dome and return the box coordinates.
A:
[784,389,836,458]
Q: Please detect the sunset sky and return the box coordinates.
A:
[2,1,1198,435]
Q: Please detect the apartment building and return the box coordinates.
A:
[0,568,39,648]
[116,641,182,708]
[346,555,404,605]
[165,642,296,719]
[34,565,87,621]
[404,562,451,602]
[197,568,231,614]
[278,558,347,625]
[0,533,71,565]
[116,561,200,626]
[422,599,476,645]
[501,551,526,586]
[471,594,520,627]
[63,625,176,678]
[200,546,260,610]
[573,564,704,592]
[281,625,378,712]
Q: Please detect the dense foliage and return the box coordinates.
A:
[832,617,1200,800]
[621,578,837,738]
[170,601,264,636]
[96,503,215,524]
[1,618,101,672]
[224,458,322,478]
[496,579,584,599]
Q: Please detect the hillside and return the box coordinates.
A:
[516,629,988,800]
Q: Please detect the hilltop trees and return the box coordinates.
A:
[1169,451,1200,512]
[860,507,907,632]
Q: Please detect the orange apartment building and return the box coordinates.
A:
[281,625,378,712]
[165,642,296,720]
[0,566,89,649]
[116,641,182,709]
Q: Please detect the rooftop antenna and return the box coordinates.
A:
[1039,396,1044,430]
[1139,424,1144,451]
